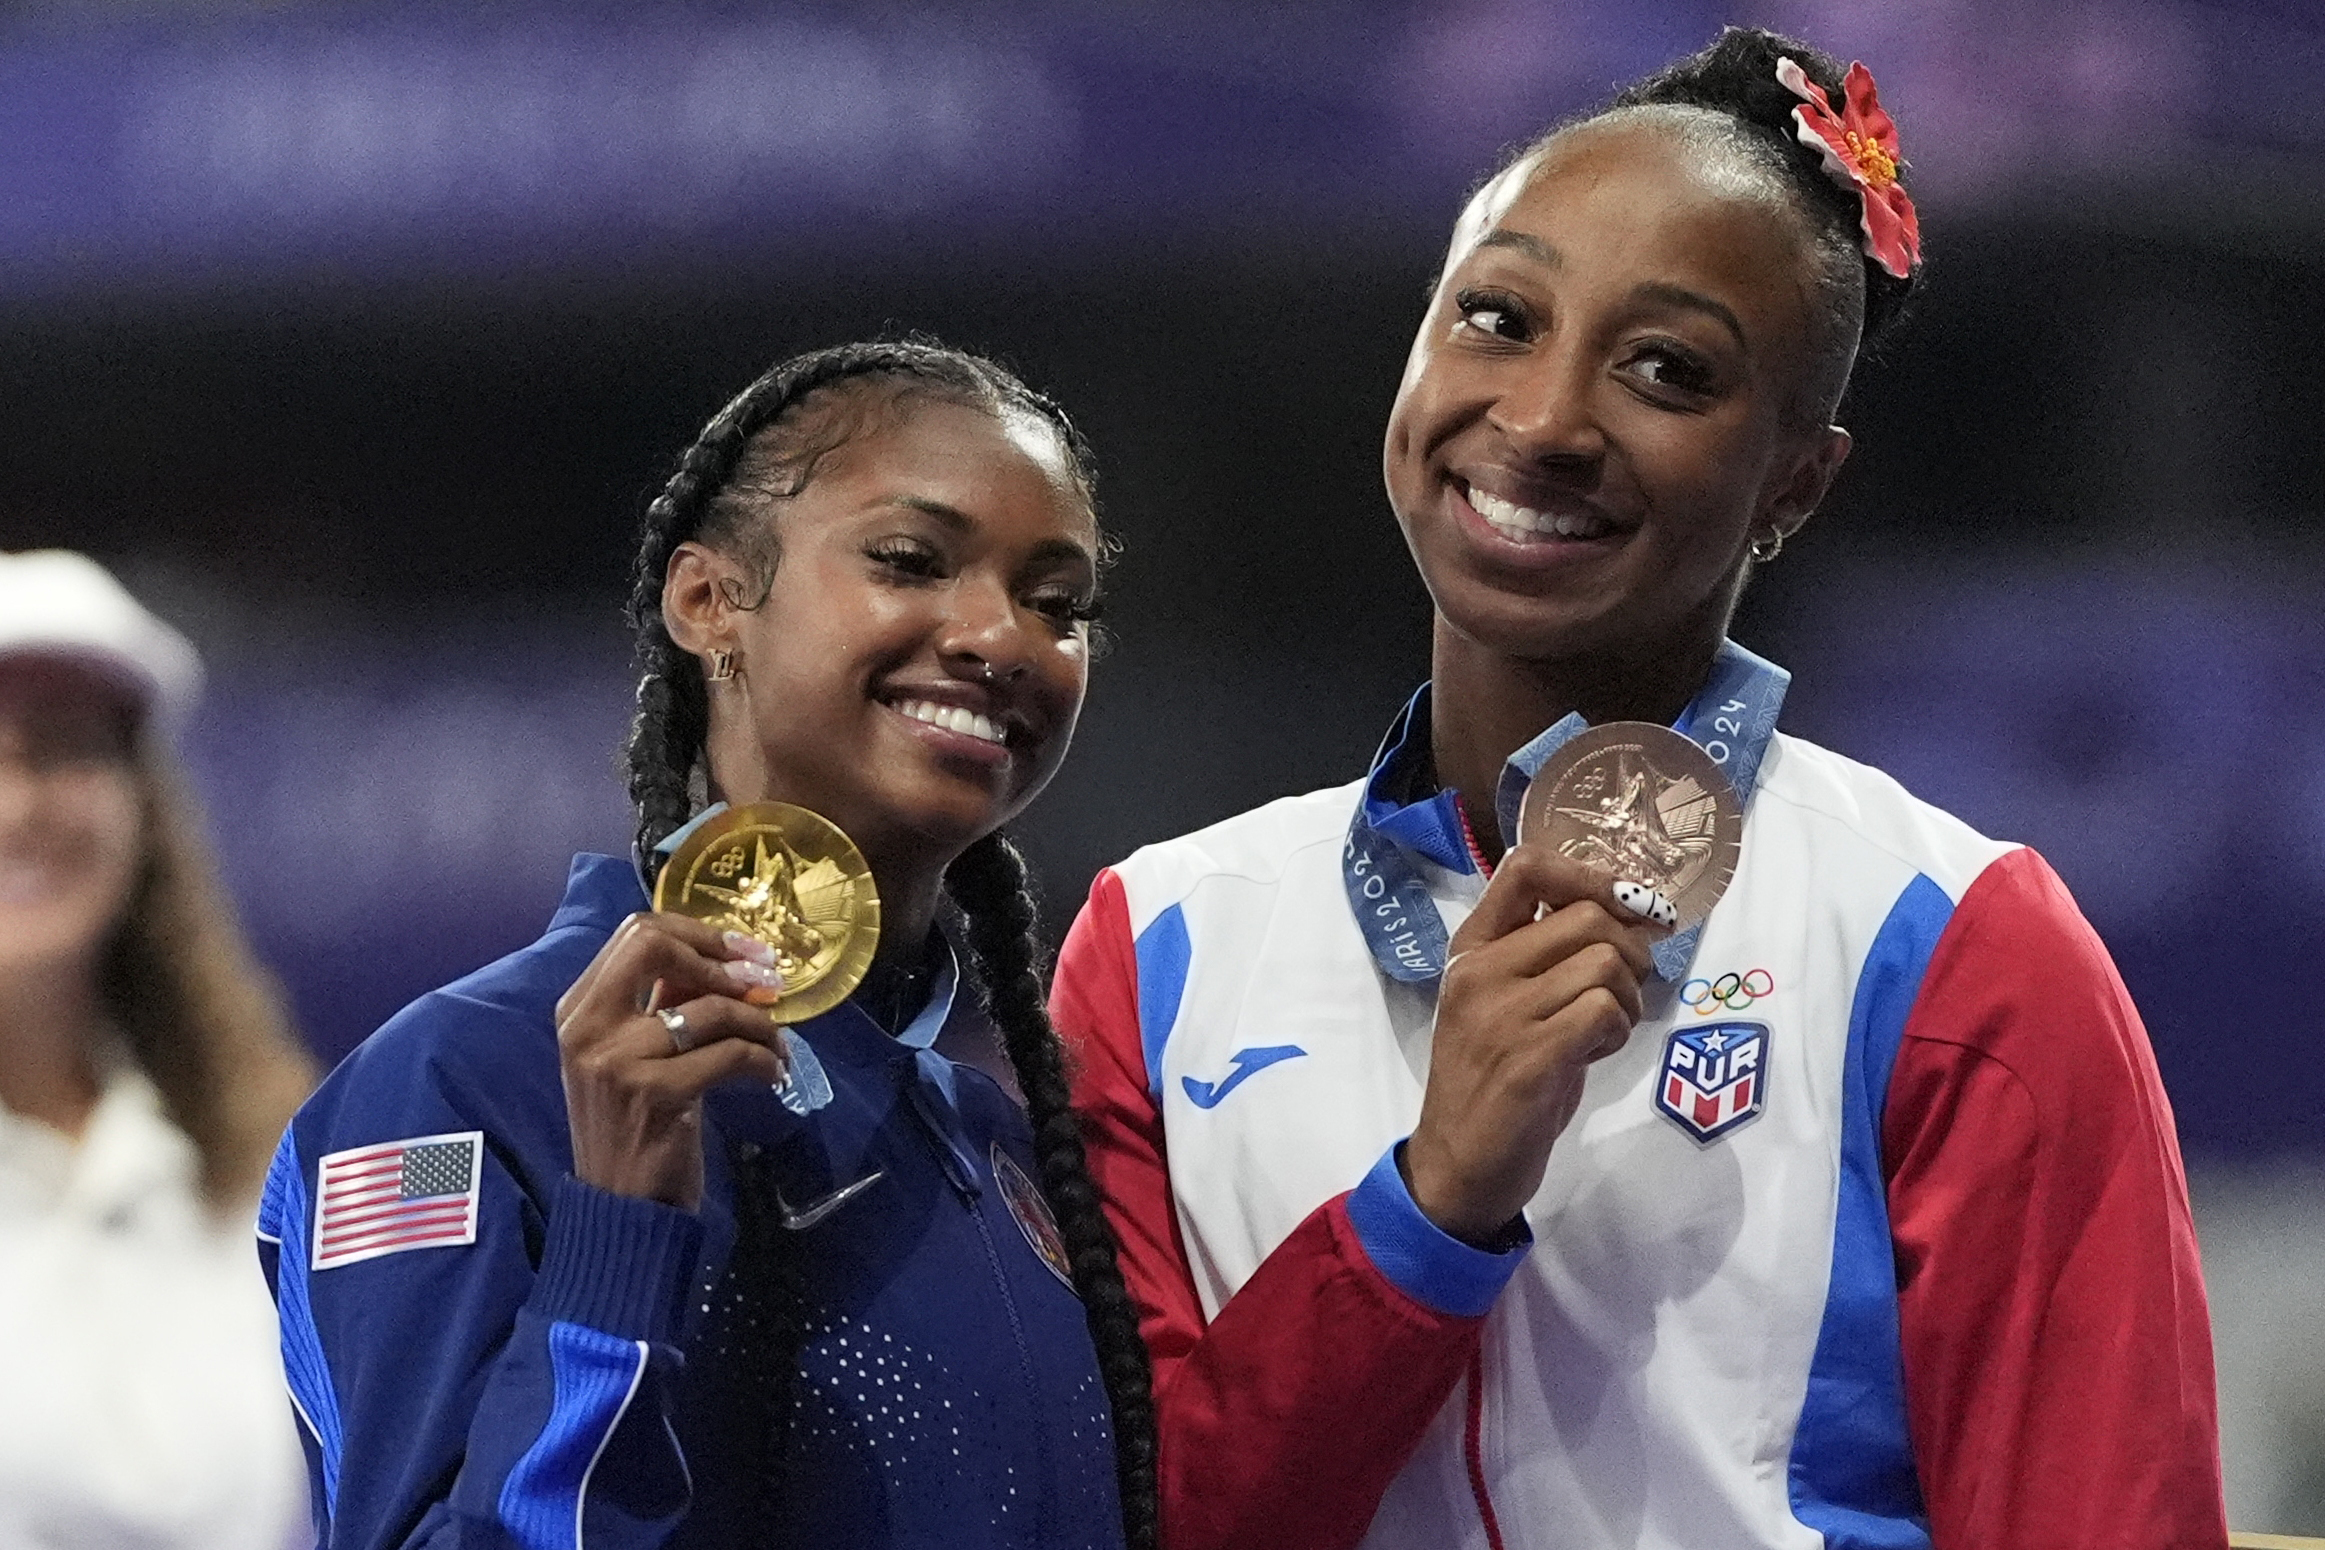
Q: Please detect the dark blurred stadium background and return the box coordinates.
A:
[4,0,2321,1523]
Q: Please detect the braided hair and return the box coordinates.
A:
[947,832,1158,1550]
[1499,27,1925,424]
[620,339,1156,1548]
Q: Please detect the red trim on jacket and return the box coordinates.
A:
[1059,851,2230,1548]
[1054,869,1483,1550]
[1884,847,2228,1547]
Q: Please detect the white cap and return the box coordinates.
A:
[0,551,203,726]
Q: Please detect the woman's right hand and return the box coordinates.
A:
[553,913,791,1212]
[1402,846,1666,1245]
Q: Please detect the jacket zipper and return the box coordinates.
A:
[971,1193,1055,1543]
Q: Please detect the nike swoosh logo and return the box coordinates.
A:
[775,1169,885,1231]
[1182,1046,1308,1110]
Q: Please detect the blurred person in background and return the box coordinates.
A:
[0,549,315,1549]
[259,341,1156,1550]
[1054,27,2227,1550]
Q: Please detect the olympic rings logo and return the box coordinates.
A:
[1681,969,1774,1015]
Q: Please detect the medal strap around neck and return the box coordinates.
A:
[1342,689,1463,983]
[1342,640,1790,986]
[645,800,731,887]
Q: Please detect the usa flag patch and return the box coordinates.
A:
[311,1131,484,1271]
[1654,1022,1769,1145]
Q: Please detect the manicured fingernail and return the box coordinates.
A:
[723,958,784,991]
[744,985,785,1007]
[722,931,777,967]
[1612,880,1678,929]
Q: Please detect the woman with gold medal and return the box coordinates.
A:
[260,342,1154,1550]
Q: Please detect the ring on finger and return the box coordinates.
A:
[656,1006,694,1054]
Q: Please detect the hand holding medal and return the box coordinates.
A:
[652,802,882,1025]
[553,802,880,1211]
[1404,724,1742,1247]
[1514,723,1744,932]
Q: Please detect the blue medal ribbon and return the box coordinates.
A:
[1341,689,1465,984]
[1341,640,1790,984]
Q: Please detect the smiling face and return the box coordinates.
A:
[666,389,1099,873]
[1383,112,1852,674]
[0,660,143,987]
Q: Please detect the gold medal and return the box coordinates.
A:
[652,802,881,1026]
[1516,723,1744,932]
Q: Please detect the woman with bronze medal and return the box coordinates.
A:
[262,342,1155,1549]
[1052,28,2229,1550]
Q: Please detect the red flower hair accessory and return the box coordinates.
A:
[1776,56,1920,280]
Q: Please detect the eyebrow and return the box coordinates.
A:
[1024,537,1097,572]
[1633,281,1749,352]
[885,494,974,531]
[881,495,1095,569]
[1477,228,1561,268]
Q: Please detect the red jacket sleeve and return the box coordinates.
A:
[1053,869,1501,1550]
[1884,847,2227,1548]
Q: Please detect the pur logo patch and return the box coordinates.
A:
[1653,1022,1768,1145]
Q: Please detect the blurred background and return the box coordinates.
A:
[2,0,2319,1526]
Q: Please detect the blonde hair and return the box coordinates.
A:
[94,745,315,1208]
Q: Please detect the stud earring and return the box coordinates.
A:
[707,649,736,682]
[1749,531,1785,564]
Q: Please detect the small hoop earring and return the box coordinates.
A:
[707,649,736,682]
[1749,531,1785,564]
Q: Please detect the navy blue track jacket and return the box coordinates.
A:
[257,854,1125,1550]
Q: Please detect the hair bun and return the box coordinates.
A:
[1611,25,1921,349]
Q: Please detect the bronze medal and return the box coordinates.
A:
[1516,723,1744,932]
[652,802,881,1026]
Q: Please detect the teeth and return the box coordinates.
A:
[894,698,1006,745]
[1467,484,1612,542]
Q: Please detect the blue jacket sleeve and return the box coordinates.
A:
[256,1004,706,1550]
